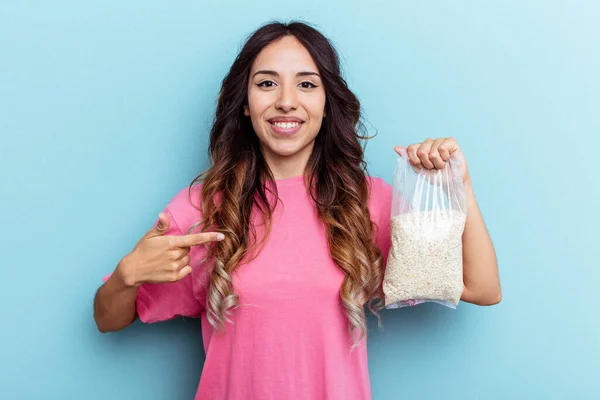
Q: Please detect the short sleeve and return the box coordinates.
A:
[369,177,393,270]
[101,206,204,324]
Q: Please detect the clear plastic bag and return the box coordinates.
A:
[383,151,468,309]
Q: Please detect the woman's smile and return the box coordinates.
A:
[268,120,304,136]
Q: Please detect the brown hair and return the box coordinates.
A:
[187,20,384,352]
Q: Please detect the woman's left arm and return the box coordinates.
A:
[394,137,502,306]
[459,179,502,305]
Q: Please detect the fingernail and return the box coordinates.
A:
[217,234,225,240]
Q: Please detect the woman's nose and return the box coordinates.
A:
[274,84,298,112]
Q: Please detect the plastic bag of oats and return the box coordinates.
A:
[383,151,468,309]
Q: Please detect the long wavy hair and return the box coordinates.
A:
[186,20,385,352]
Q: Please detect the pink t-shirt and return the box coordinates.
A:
[103,175,392,400]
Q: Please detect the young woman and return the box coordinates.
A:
[94,21,501,400]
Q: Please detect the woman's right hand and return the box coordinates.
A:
[116,212,224,288]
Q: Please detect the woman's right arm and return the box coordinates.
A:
[93,256,140,333]
[93,211,224,333]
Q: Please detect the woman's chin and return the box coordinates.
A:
[259,134,316,159]
[262,142,304,158]
[273,148,302,157]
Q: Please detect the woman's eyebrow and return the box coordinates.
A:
[252,70,321,79]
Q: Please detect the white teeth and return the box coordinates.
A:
[273,122,300,129]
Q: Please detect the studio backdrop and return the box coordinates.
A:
[0,1,598,399]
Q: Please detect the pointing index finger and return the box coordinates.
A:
[172,232,225,248]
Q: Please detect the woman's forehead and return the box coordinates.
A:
[251,36,318,75]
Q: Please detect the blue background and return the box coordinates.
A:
[1,1,598,399]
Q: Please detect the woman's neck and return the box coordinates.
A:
[262,140,314,180]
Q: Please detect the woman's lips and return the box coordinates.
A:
[269,121,303,136]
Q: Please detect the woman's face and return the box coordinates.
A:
[245,35,326,175]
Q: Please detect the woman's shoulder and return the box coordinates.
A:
[366,175,392,219]
[164,183,204,233]
[366,175,392,197]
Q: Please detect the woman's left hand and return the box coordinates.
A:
[394,137,471,184]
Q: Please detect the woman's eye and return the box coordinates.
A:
[256,81,317,89]
[257,81,275,88]
[300,82,317,89]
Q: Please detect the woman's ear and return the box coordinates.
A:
[244,105,250,116]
